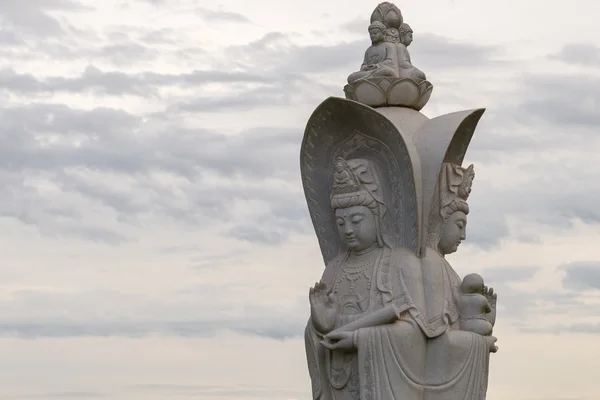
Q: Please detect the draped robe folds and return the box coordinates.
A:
[305,246,491,400]
[393,43,426,81]
[347,42,398,83]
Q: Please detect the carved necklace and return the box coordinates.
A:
[336,256,376,294]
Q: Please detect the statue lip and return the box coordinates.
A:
[346,235,359,245]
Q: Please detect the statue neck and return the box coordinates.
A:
[350,242,379,256]
[435,245,447,259]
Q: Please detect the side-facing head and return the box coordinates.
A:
[427,163,475,256]
[368,21,388,44]
[330,158,386,253]
[438,209,467,255]
[461,273,485,294]
[399,23,413,46]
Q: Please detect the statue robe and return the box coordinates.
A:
[305,246,491,400]
[347,42,398,83]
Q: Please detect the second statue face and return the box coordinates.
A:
[438,211,467,255]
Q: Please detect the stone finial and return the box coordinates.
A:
[370,2,403,29]
[345,2,431,110]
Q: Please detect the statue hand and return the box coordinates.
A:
[309,280,337,334]
[483,285,497,309]
[485,335,498,353]
[320,331,355,351]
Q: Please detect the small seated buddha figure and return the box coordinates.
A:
[347,21,398,84]
[393,22,426,80]
[399,23,414,60]
[458,273,494,336]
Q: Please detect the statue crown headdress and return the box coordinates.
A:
[330,157,384,215]
[457,164,475,200]
[332,158,363,196]
[435,162,475,222]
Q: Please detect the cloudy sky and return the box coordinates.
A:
[1,0,600,398]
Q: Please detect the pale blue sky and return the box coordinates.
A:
[1,0,600,399]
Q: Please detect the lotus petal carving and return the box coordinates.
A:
[344,77,433,111]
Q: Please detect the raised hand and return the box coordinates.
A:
[309,280,338,334]
[483,285,497,309]
[483,285,497,327]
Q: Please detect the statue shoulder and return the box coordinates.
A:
[321,252,346,285]
[390,246,421,268]
[383,41,396,51]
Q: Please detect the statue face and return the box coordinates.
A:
[335,205,378,252]
[368,28,384,44]
[438,211,467,255]
[402,31,413,46]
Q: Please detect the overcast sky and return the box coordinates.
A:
[1,0,600,399]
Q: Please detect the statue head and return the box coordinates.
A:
[368,21,387,44]
[330,157,387,253]
[399,23,413,46]
[385,28,400,43]
[461,273,485,294]
[427,163,475,256]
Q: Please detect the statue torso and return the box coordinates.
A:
[421,248,462,335]
[365,42,392,64]
[332,247,382,317]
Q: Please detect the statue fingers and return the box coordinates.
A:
[325,331,347,341]
[314,281,324,297]
[327,293,336,305]
[309,287,317,305]
[315,285,325,303]
[319,339,338,350]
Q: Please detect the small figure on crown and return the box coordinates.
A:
[344,2,432,109]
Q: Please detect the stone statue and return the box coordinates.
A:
[300,3,499,395]
[383,24,426,81]
[399,23,413,48]
[459,273,495,336]
[345,3,431,109]
[347,21,399,84]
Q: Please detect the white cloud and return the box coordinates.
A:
[1,0,600,398]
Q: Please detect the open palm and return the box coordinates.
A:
[309,280,337,334]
